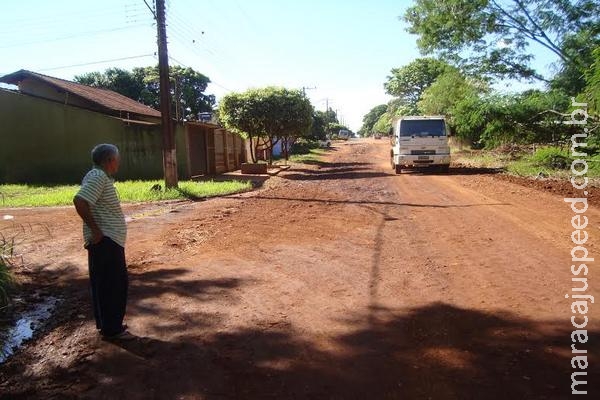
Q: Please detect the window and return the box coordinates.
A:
[399,120,446,137]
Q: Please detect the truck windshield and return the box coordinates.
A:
[399,120,446,137]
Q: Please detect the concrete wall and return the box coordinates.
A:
[0,89,189,183]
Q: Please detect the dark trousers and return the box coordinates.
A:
[87,237,128,337]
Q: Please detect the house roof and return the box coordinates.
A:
[0,69,161,118]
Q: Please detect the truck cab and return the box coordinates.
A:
[390,116,451,174]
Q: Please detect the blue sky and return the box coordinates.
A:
[1,0,555,131]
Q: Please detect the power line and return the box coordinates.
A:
[37,54,156,72]
[167,56,233,93]
[141,0,156,19]
[0,25,150,49]
[0,7,147,36]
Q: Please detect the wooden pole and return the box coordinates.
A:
[156,0,178,188]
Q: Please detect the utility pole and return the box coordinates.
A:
[156,0,178,188]
[301,86,316,97]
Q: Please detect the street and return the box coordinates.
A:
[1,138,599,399]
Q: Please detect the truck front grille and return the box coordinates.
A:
[411,150,436,155]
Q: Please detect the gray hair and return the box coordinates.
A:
[91,144,119,166]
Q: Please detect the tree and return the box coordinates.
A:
[327,122,349,137]
[552,29,600,95]
[75,68,145,101]
[218,87,313,164]
[359,104,387,136]
[384,58,453,109]
[452,90,571,147]
[316,108,339,125]
[404,0,600,81]
[386,98,419,118]
[310,112,327,140]
[586,47,600,113]
[417,70,489,135]
[75,65,214,121]
[372,112,393,134]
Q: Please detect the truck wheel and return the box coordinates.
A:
[395,164,402,174]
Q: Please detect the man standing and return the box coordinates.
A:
[74,144,131,340]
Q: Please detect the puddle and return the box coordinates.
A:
[0,296,60,364]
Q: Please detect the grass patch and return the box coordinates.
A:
[454,146,600,178]
[0,260,12,309]
[289,148,327,164]
[0,230,16,309]
[0,179,252,208]
[452,150,507,169]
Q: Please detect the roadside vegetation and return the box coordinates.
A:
[0,179,251,208]
[359,0,599,178]
[0,239,13,309]
[453,144,600,179]
[288,145,327,164]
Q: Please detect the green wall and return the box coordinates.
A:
[0,90,189,183]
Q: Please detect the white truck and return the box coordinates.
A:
[390,116,451,174]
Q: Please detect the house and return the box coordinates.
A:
[0,70,245,183]
[1,69,162,122]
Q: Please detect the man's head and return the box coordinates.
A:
[91,144,120,175]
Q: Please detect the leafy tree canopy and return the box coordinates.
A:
[452,89,571,147]
[586,47,600,113]
[75,65,214,121]
[372,112,393,134]
[359,104,387,135]
[310,112,328,140]
[418,69,488,117]
[404,0,600,81]
[551,29,600,95]
[384,58,454,108]
[218,86,313,163]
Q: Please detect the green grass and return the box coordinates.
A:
[452,151,507,169]
[0,233,15,308]
[0,259,12,308]
[454,146,600,178]
[0,179,252,208]
[289,148,327,164]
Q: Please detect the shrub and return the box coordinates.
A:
[291,139,319,155]
[0,232,15,308]
[530,147,573,170]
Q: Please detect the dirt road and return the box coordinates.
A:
[1,139,599,399]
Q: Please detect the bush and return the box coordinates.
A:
[0,233,14,308]
[530,147,573,170]
[291,139,320,155]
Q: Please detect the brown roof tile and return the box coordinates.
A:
[0,69,161,118]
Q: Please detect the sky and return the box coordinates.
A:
[1,0,556,131]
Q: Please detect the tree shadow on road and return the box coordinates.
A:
[400,166,504,176]
[0,264,249,399]
[243,194,510,209]
[283,171,392,181]
[25,302,598,400]
[282,160,384,181]
[299,160,369,168]
[3,258,598,399]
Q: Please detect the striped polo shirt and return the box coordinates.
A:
[75,167,127,248]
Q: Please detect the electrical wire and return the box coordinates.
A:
[37,54,156,72]
[0,24,151,49]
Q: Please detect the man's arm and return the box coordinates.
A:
[73,195,104,244]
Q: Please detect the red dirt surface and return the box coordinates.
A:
[1,139,599,399]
